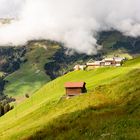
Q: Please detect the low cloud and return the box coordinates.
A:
[0,0,140,54]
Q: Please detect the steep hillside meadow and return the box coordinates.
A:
[0,57,139,140]
[4,41,60,98]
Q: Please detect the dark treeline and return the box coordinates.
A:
[0,46,26,117]
[0,46,26,73]
[0,94,15,117]
[0,77,15,117]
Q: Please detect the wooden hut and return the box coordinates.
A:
[64,82,86,96]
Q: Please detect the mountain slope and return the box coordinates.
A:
[0,72,5,94]
[99,31,140,57]
[1,31,140,99]
[4,41,59,98]
[44,31,140,80]
[0,57,139,140]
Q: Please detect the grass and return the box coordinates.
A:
[4,43,59,98]
[0,57,139,140]
[0,72,4,77]
[123,56,140,67]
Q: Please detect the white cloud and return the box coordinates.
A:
[0,0,25,18]
[0,0,140,54]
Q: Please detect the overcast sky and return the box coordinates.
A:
[0,0,25,18]
[0,0,140,54]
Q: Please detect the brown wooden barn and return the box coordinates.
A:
[64,82,87,96]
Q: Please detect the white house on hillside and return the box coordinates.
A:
[114,57,125,67]
[74,57,125,71]
[74,64,87,71]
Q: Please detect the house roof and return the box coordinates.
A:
[86,61,101,66]
[74,65,80,69]
[65,82,86,88]
[104,58,114,61]
[114,57,124,62]
[87,59,95,63]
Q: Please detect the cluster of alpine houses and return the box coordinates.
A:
[74,57,125,71]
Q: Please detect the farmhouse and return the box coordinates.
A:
[73,57,125,71]
[64,82,87,96]
[73,65,86,71]
[86,61,101,69]
[104,58,115,66]
[114,57,125,66]
[104,57,125,66]
[100,60,105,66]
[86,59,101,69]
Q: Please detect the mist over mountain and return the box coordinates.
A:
[0,0,140,54]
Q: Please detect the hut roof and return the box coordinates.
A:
[65,82,86,88]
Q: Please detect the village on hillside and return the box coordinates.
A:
[73,57,126,71]
[63,57,126,98]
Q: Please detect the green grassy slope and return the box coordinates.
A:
[0,72,4,77]
[0,57,139,140]
[4,42,59,98]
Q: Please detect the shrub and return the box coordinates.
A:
[0,104,4,116]
[25,93,30,98]
[4,104,10,114]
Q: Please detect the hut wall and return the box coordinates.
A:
[66,88,82,95]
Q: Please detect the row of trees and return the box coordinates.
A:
[0,46,26,73]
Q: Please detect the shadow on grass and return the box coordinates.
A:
[24,69,140,140]
[25,100,140,140]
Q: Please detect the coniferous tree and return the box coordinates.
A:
[4,103,10,114]
[0,103,4,116]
